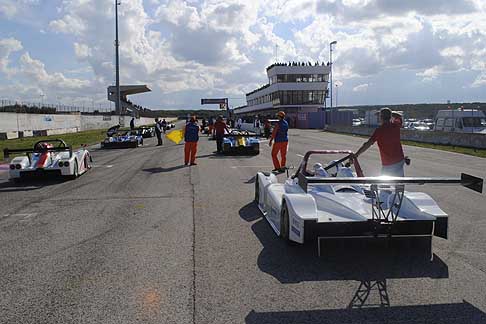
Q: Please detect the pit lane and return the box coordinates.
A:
[0,127,485,324]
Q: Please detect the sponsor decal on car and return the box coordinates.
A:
[271,207,278,220]
[291,225,301,236]
[292,217,301,227]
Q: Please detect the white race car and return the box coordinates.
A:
[4,139,92,181]
[254,150,483,250]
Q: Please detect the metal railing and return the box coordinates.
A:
[0,99,113,114]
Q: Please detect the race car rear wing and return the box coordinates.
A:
[4,146,73,159]
[297,173,483,193]
[225,132,257,137]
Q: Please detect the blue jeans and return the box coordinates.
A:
[381,160,404,177]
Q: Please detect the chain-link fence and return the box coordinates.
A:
[0,99,113,114]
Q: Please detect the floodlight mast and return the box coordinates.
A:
[115,0,122,124]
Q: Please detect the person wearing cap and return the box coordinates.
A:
[184,116,200,165]
[269,111,289,172]
[213,115,230,153]
[354,108,405,176]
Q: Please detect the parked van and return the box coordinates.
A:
[434,109,486,134]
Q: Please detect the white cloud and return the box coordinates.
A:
[0,37,23,75]
[353,83,369,92]
[1,0,486,108]
[471,73,486,88]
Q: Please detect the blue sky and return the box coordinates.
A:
[1,0,486,110]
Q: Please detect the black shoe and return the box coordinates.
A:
[279,167,286,173]
[272,168,280,172]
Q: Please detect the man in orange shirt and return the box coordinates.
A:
[355,108,405,176]
[269,111,289,173]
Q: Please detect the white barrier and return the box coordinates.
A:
[0,113,172,139]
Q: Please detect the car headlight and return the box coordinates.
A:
[59,161,64,167]
[15,164,21,169]
[63,161,70,167]
[9,164,15,170]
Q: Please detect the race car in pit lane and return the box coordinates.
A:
[4,139,92,181]
[223,130,260,155]
[254,150,483,251]
[137,126,155,138]
[101,125,143,149]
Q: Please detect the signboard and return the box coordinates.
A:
[219,103,227,110]
[201,98,227,105]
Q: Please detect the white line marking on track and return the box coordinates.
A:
[296,154,304,157]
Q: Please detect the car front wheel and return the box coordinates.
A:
[281,201,290,242]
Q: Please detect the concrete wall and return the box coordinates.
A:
[326,125,486,149]
[0,113,164,139]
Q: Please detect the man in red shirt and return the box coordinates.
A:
[355,108,405,176]
[213,115,230,153]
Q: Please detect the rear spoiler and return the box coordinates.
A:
[225,133,257,137]
[297,173,483,193]
[4,146,73,159]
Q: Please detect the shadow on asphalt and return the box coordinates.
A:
[143,165,187,173]
[238,202,449,283]
[0,178,67,192]
[197,153,256,159]
[245,301,486,324]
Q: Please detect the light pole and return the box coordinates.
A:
[329,40,337,109]
[40,94,45,108]
[114,0,122,123]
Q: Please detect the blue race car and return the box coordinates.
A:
[222,130,259,155]
[101,125,143,149]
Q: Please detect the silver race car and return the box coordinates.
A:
[4,139,92,181]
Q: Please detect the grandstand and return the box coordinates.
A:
[107,85,151,115]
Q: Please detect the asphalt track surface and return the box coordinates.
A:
[1,125,485,324]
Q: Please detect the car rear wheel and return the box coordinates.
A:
[281,201,290,242]
[69,160,79,180]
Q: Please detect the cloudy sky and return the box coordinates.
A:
[1,0,486,110]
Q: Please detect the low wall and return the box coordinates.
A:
[0,113,166,139]
[326,125,486,149]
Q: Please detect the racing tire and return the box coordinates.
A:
[69,160,79,180]
[280,201,291,242]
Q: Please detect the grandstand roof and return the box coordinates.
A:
[108,85,151,96]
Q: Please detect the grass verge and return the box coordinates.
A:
[0,129,107,162]
[325,131,486,158]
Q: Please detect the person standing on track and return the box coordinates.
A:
[161,118,167,134]
[208,117,214,137]
[154,118,163,146]
[354,108,405,176]
[263,118,271,139]
[184,116,200,165]
[130,117,135,131]
[269,111,289,173]
[213,115,230,154]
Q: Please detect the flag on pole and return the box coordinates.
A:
[166,129,184,144]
